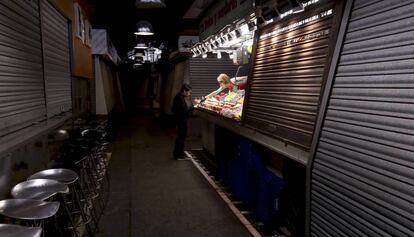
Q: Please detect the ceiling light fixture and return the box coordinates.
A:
[134,20,154,35]
[135,0,165,8]
[247,21,256,32]
[135,52,144,58]
[202,45,209,53]
[234,29,242,38]
[134,43,148,49]
[206,43,213,51]
[213,40,220,48]
[220,36,226,44]
[227,33,233,42]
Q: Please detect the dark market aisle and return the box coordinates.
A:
[97,115,252,237]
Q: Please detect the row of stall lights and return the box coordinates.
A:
[199,50,236,59]
[127,20,163,67]
[129,46,162,66]
[189,0,315,59]
[191,0,321,60]
[191,19,256,58]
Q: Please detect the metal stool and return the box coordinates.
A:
[28,169,95,236]
[11,179,68,200]
[0,199,59,235]
[0,223,42,237]
[10,179,78,236]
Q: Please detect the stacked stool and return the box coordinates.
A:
[29,168,96,236]
[0,118,111,237]
[0,223,42,237]
[0,199,59,236]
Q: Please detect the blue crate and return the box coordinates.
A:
[256,167,286,225]
[228,157,243,199]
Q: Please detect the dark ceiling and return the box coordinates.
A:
[90,0,199,58]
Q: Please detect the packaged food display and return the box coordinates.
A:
[195,81,246,121]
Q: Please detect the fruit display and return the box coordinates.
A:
[195,89,245,121]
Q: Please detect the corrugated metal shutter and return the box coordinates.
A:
[243,3,336,149]
[40,0,71,117]
[189,57,238,99]
[0,1,46,136]
[311,0,414,236]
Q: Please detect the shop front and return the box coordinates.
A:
[91,29,124,115]
[192,0,345,163]
[190,0,346,235]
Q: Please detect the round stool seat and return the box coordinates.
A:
[0,224,42,237]
[11,179,68,200]
[29,169,78,185]
[0,199,59,220]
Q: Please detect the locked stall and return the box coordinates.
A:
[91,29,124,115]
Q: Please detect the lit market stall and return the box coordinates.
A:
[189,0,347,235]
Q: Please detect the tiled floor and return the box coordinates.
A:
[97,116,251,237]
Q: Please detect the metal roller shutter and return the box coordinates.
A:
[0,0,46,136]
[310,0,414,236]
[243,2,336,149]
[189,57,238,99]
[40,0,71,117]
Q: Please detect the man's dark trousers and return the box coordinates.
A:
[173,118,187,158]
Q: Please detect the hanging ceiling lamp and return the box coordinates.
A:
[134,20,154,35]
[135,52,144,59]
[134,37,148,49]
[134,43,148,49]
[135,0,165,8]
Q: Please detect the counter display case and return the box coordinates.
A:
[195,76,247,121]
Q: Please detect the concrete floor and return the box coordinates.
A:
[97,116,251,237]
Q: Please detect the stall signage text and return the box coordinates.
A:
[260,9,333,40]
[258,29,330,52]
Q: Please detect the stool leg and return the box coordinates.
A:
[54,214,64,237]
[72,182,95,236]
[79,166,100,232]
[85,155,104,214]
[41,220,45,237]
[59,194,80,237]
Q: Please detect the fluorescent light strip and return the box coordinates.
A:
[303,0,320,8]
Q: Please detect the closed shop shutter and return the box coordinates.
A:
[311,0,414,236]
[189,57,238,99]
[0,1,46,136]
[243,2,336,149]
[41,0,72,117]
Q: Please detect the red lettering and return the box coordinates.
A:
[232,0,237,10]
[217,0,238,19]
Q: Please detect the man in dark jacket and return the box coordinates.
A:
[172,83,193,160]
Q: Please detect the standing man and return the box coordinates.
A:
[172,84,193,160]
